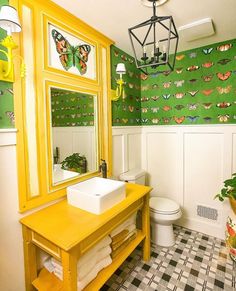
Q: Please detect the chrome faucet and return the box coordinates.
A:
[99,159,107,178]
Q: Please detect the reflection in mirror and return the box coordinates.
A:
[50,87,98,185]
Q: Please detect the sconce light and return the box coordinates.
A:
[0,5,25,82]
[111,63,126,101]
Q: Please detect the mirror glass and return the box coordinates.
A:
[50,87,98,185]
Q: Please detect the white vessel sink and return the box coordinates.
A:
[67,177,126,214]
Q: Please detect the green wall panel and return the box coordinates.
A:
[0,0,14,129]
[111,45,141,126]
[140,39,236,125]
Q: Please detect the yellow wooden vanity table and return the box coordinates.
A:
[20,183,152,291]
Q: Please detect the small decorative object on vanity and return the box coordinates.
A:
[215,173,236,261]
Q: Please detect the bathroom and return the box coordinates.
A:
[0,0,236,290]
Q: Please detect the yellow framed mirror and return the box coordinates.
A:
[13,0,113,212]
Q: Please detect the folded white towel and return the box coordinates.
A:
[77,255,112,291]
[78,236,111,268]
[50,245,112,280]
[43,257,55,273]
[110,213,137,237]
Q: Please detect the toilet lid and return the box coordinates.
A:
[150,197,180,214]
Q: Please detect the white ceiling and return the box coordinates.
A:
[51,0,236,55]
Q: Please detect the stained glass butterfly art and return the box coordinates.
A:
[51,29,91,75]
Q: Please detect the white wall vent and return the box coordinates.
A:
[178,18,215,42]
[197,205,218,221]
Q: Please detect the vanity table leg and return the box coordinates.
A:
[61,249,77,291]
[22,226,37,291]
[142,193,150,261]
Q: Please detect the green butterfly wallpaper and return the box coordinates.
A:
[140,38,236,125]
[111,45,141,126]
[111,39,236,126]
[51,88,95,127]
[0,0,14,129]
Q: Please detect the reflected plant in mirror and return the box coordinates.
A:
[50,87,98,184]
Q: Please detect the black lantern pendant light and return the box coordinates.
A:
[128,0,179,75]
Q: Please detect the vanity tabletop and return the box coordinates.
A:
[20,183,152,251]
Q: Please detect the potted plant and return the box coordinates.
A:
[61,153,87,174]
[215,173,236,215]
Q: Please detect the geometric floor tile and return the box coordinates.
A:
[101,226,236,291]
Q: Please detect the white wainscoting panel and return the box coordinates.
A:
[112,127,142,178]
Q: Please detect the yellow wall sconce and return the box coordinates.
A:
[0,5,25,82]
[111,63,126,101]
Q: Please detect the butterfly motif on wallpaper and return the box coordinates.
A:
[162,105,172,112]
[202,62,214,68]
[162,117,170,124]
[162,94,171,100]
[202,89,213,96]
[152,84,159,89]
[176,55,185,61]
[163,70,172,76]
[142,108,148,113]
[216,71,231,81]
[189,52,197,58]
[186,65,199,72]
[216,102,231,109]
[142,118,149,124]
[174,93,185,99]
[202,75,213,82]
[141,85,149,91]
[128,106,134,112]
[173,116,185,124]
[129,58,134,64]
[186,116,199,123]
[51,29,91,75]
[121,118,128,124]
[189,79,198,83]
[217,44,232,52]
[114,50,119,57]
[140,73,148,80]
[216,86,232,94]
[176,67,183,74]
[202,48,213,55]
[174,105,185,110]
[187,103,198,110]
[163,81,171,88]
[141,97,149,102]
[188,90,198,97]
[218,114,230,122]
[5,111,15,125]
[151,118,160,124]
[151,107,160,113]
[217,59,231,65]
[151,96,160,101]
[121,54,128,61]
[202,103,213,109]
[174,80,185,87]
[128,83,134,89]
[128,71,134,78]
[203,117,212,122]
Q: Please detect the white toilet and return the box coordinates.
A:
[119,169,182,247]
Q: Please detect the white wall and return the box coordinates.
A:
[112,125,236,239]
[0,130,25,291]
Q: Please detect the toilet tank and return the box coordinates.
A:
[119,169,146,185]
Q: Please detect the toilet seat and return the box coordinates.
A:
[150,197,180,215]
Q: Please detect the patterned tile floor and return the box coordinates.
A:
[101,226,236,291]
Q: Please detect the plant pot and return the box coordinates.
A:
[226,216,236,262]
[229,197,236,215]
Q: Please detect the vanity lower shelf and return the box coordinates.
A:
[32,231,145,291]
